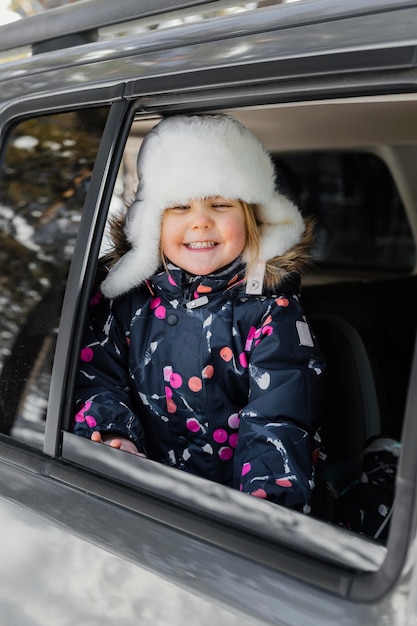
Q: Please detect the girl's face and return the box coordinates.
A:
[161,197,247,275]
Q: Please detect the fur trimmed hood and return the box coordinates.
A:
[101,114,305,298]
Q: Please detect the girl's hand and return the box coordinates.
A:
[91,431,146,457]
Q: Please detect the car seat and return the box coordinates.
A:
[310,314,381,493]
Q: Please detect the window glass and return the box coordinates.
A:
[274,152,415,271]
[0,108,109,448]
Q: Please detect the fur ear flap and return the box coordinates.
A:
[101,197,163,298]
[257,194,305,261]
[101,249,140,299]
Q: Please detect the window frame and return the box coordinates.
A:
[43,98,137,456]
[54,96,417,603]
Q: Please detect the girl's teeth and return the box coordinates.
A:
[187,242,216,249]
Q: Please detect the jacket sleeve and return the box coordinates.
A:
[72,291,145,450]
[233,294,325,512]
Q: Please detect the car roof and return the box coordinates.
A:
[0,0,416,55]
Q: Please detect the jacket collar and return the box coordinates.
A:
[148,257,246,302]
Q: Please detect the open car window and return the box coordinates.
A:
[60,103,415,593]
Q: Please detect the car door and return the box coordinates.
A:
[1,1,417,625]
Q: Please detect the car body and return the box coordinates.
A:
[1,0,417,623]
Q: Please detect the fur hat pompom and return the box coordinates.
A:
[101,114,304,298]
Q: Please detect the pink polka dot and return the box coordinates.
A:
[150,297,161,309]
[213,428,228,443]
[251,489,267,499]
[89,291,103,307]
[247,326,257,340]
[188,376,202,392]
[155,305,166,319]
[202,365,214,379]
[165,386,173,399]
[186,418,201,432]
[168,274,177,286]
[276,478,293,488]
[241,462,251,476]
[170,372,183,388]
[229,433,238,448]
[75,400,91,422]
[74,401,96,427]
[80,347,94,362]
[245,327,256,351]
[276,297,289,307]
[219,446,233,460]
[261,325,273,336]
[228,413,240,429]
[239,352,248,368]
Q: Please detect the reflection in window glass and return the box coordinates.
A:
[274,152,415,271]
[0,108,109,448]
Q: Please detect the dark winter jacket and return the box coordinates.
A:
[73,259,326,512]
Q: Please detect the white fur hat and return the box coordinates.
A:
[101,114,304,298]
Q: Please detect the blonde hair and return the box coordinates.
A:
[241,201,313,290]
[101,200,312,290]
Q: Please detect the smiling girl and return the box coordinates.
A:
[73,114,325,512]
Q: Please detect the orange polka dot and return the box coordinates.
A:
[188,376,202,392]
[202,365,214,379]
[262,315,272,326]
[276,297,289,307]
[220,346,233,362]
[196,284,213,293]
[276,478,293,488]
[251,489,268,499]
[166,398,177,413]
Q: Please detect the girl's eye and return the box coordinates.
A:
[168,205,189,211]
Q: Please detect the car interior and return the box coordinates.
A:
[235,98,417,526]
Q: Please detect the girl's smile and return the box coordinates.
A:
[185,241,217,249]
[161,197,246,275]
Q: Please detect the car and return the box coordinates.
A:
[1,0,417,623]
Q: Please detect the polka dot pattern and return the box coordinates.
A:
[80,347,94,362]
[74,261,324,511]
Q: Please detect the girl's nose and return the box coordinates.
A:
[191,205,214,229]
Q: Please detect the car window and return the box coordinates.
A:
[62,108,410,599]
[0,107,109,449]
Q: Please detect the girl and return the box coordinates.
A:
[73,114,325,513]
